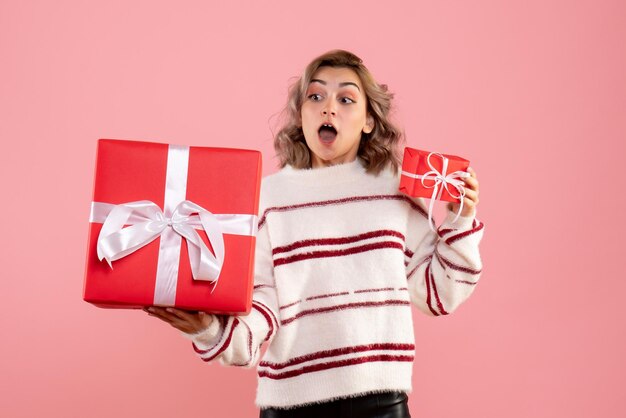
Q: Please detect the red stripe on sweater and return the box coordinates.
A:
[445,221,484,245]
[424,264,439,316]
[306,291,350,301]
[281,299,410,326]
[231,319,259,367]
[406,255,432,280]
[255,301,279,344]
[437,219,478,238]
[196,318,239,361]
[254,300,279,333]
[254,284,275,290]
[252,303,274,342]
[192,318,230,356]
[354,287,396,294]
[407,266,418,280]
[456,279,478,285]
[437,228,455,237]
[191,315,225,353]
[281,288,407,310]
[258,194,429,229]
[274,241,405,267]
[241,319,253,363]
[258,354,415,380]
[259,343,415,370]
[273,230,406,255]
[429,261,448,315]
[279,299,302,310]
[435,249,482,275]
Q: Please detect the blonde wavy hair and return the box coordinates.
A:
[273,49,405,175]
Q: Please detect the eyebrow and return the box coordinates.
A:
[309,78,361,92]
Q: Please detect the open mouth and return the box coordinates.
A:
[318,123,337,143]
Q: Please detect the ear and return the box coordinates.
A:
[363,114,375,134]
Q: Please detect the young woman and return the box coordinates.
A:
[145,49,484,418]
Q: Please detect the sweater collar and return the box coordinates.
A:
[280,157,369,186]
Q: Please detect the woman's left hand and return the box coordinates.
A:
[447,167,480,217]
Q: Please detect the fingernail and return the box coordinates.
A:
[165,308,173,313]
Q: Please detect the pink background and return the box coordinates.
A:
[1,1,624,417]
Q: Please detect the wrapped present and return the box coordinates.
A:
[399,147,471,230]
[83,138,262,315]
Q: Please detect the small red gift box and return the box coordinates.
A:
[399,147,470,203]
[83,139,262,315]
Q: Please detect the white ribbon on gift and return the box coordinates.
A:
[88,144,258,306]
[401,152,470,232]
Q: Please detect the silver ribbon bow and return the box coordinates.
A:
[401,152,470,231]
[95,199,226,294]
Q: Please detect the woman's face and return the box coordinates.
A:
[300,66,374,168]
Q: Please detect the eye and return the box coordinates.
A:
[340,97,355,104]
[307,93,322,101]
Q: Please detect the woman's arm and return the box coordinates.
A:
[145,219,280,368]
[405,168,484,316]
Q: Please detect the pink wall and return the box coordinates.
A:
[1,1,624,417]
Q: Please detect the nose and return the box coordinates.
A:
[321,98,337,116]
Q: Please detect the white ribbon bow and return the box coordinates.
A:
[401,152,470,231]
[96,200,225,292]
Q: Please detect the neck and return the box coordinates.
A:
[310,152,359,169]
[281,156,370,187]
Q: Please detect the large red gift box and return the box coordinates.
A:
[83,139,262,315]
[399,147,470,203]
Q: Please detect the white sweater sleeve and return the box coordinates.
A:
[181,221,280,368]
[405,198,485,316]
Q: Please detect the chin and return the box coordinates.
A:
[312,149,338,161]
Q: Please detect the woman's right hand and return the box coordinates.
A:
[143,307,214,335]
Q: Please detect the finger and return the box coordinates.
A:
[464,197,479,209]
[146,309,177,325]
[151,313,192,332]
[145,307,173,321]
[467,187,479,199]
[462,189,479,204]
[147,307,184,324]
[148,307,170,316]
[468,167,477,178]
[463,177,479,192]
[463,198,476,210]
[153,312,192,331]
[165,308,199,322]
[144,308,200,334]
[171,309,215,332]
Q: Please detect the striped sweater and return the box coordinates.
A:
[182,156,485,409]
